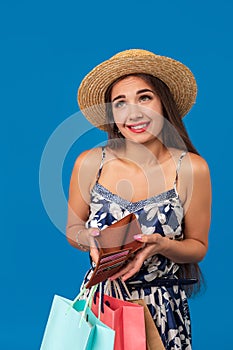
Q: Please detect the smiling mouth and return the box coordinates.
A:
[126,122,150,133]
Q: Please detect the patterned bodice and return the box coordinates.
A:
[85,147,186,284]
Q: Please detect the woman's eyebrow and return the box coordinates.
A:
[136,88,155,94]
[112,89,155,102]
[112,95,125,102]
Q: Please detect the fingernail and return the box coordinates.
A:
[92,230,100,236]
[134,234,142,240]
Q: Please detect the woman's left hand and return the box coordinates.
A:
[110,233,167,281]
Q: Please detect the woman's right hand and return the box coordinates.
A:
[77,228,100,263]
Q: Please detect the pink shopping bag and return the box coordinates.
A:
[92,293,146,350]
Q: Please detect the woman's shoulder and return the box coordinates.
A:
[173,151,211,205]
[169,148,209,173]
[178,151,211,188]
[168,148,210,182]
[185,152,210,175]
[73,147,103,169]
[71,147,104,189]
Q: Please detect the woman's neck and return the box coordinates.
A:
[120,139,171,168]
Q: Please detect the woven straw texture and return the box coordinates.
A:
[77,49,197,130]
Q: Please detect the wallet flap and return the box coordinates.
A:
[85,214,144,288]
[95,213,142,253]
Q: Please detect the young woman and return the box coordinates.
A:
[66,49,211,349]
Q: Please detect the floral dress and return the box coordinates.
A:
[82,147,192,350]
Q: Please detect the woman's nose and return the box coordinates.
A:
[128,104,143,121]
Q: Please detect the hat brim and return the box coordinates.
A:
[77,52,197,130]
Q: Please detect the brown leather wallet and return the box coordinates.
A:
[85,213,144,288]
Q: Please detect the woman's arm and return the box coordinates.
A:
[158,154,211,263]
[66,148,101,261]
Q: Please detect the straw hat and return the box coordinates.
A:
[77,49,197,130]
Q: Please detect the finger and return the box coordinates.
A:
[110,263,133,280]
[121,261,142,281]
[90,247,99,264]
[89,228,100,237]
[133,233,160,243]
[121,269,138,281]
[110,256,143,281]
[88,235,97,248]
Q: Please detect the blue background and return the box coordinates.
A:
[1,0,232,349]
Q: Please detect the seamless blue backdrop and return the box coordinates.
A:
[1,1,232,349]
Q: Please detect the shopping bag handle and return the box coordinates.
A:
[103,278,132,300]
[93,279,133,317]
[69,284,98,326]
[111,279,132,300]
[93,282,105,317]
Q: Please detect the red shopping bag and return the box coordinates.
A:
[92,293,146,350]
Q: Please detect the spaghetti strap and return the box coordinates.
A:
[173,151,187,193]
[96,146,106,183]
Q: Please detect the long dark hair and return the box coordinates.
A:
[104,73,204,297]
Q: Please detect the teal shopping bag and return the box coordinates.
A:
[40,294,115,350]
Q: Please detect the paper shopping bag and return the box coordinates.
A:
[131,299,165,350]
[40,295,115,350]
[92,293,146,350]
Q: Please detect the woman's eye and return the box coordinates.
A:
[140,94,152,102]
[113,100,125,108]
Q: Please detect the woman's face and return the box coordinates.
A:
[110,76,164,144]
